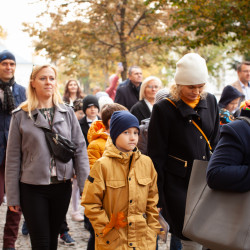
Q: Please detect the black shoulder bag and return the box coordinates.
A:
[42,128,77,163]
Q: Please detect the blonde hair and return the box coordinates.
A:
[20,64,63,117]
[139,76,162,100]
[169,84,207,102]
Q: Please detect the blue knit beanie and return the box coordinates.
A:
[0,50,16,63]
[110,111,140,145]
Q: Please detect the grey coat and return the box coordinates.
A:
[5,103,90,206]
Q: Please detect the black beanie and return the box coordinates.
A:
[110,111,140,145]
[0,50,16,63]
[82,95,99,114]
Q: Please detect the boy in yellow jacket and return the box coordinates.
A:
[82,111,162,250]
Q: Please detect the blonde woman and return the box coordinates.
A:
[5,65,89,249]
[148,53,220,250]
[130,76,162,124]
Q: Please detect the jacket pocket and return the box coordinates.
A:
[106,180,126,188]
[137,177,151,186]
[166,154,188,178]
[136,177,152,209]
[97,228,120,249]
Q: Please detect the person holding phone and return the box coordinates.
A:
[105,63,124,100]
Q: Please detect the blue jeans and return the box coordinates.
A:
[170,234,182,250]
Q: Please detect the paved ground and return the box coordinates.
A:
[0,200,170,249]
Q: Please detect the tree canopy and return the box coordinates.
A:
[24,0,173,80]
[146,0,249,55]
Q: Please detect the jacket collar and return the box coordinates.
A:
[31,103,68,129]
[103,136,141,161]
[12,82,19,97]
[176,97,208,118]
[129,80,141,91]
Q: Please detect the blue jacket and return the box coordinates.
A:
[0,83,26,164]
[207,117,250,192]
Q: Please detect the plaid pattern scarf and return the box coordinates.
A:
[0,77,15,113]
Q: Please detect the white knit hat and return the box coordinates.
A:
[98,96,114,111]
[174,53,208,85]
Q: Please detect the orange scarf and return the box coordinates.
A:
[103,212,127,236]
[181,96,200,109]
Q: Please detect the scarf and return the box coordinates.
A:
[0,77,16,114]
[181,95,200,109]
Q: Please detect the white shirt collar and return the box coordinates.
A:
[86,116,98,126]
[144,98,153,112]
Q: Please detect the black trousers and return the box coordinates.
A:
[20,181,72,250]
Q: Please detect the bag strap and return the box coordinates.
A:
[166,98,212,151]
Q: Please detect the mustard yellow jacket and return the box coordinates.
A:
[87,120,108,169]
[81,137,162,250]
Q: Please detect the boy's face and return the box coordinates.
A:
[115,127,139,152]
[85,105,99,120]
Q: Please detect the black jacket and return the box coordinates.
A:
[148,93,220,240]
[114,81,141,110]
[207,115,250,192]
[130,99,151,124]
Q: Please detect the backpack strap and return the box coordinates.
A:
[166,98,212,151]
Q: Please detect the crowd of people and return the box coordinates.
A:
[0,48,249,250]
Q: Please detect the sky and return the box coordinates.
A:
[0,0,47,63]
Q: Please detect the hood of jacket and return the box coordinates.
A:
[218,85,244,108]
[87,120,108,143]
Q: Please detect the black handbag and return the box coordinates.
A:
[43,129,77,163]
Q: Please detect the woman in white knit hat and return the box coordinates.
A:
[148,53,220,250]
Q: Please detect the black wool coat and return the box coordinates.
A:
[114,81,141,110]
[148,93,220,240]
[130,99,151,125]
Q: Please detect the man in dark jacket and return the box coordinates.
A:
[0,50,26,250]
[115,66,143,110]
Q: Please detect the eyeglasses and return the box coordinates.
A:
[241,70,250,73]
[147,85,159,89]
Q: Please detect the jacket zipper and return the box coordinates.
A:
[168,154,187,167]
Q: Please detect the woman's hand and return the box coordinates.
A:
[9,206,21,213]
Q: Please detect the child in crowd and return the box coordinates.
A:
[84,103,127,249]
[87,103,127,169]
[218,85,244,125]
[82,111,163,249]
[73,98,85,120]
[79,95,101,146]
